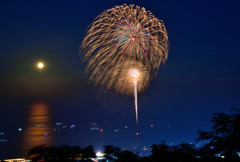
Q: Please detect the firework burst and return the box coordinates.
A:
[80,4,169,88]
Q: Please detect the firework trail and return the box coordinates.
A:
[134,80,138,127]
[80,4,169,131]
[104,59,148,130]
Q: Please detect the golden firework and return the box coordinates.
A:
[80,4,169,94]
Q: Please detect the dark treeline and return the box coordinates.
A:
[16,109,240,162]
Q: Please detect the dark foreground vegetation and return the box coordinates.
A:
[2,109,240,162]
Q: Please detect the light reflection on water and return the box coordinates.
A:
[22,101,54,157]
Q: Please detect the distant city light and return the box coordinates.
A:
[100,129,103,133]
[3,158,29,162]
[71,124,76,129]
[0,139,8,142]
[237,152,240,157]
[36,125,46,127]
[91,127,99,131]
[18,128,22,132]
[96,152,103,157]
[92,123,99,126]
[56,123,62,125]
[91,123,100,131]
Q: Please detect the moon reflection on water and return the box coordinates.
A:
[22,101,54,157]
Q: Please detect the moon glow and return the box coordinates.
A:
[37,62,44,69]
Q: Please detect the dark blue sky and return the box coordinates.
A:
[0,0,240,158]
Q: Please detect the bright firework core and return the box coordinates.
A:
[128,69,140,79]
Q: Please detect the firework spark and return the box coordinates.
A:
[112,19,152,59]
[80,4,169,86]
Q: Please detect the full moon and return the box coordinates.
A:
[37,62,44,69]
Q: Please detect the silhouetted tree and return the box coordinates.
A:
[82,145,96,159]
[104,145,121,160]
[56,145,74,161]
[139,156,150,162]
[28,145,46,161]
[116,150,138,162]
[196,110,240,160]
[28,145,79,162]
[173,143,197,162]
[72,146,82,159]
[149,140,170,161]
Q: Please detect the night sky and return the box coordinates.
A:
[1,0,240,159]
